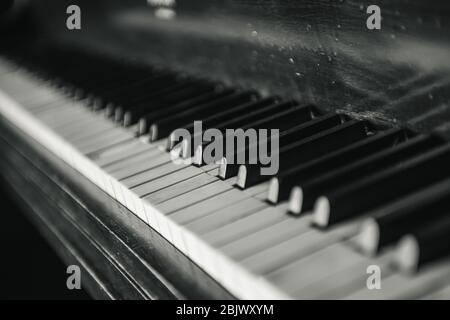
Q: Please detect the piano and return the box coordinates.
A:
[1,0,450,299]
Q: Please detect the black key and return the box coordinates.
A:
[219,113,343,179]
[123,81,217,126]
[236,120,372,189]
[313,142,450,228]
[179,97,280,156]
[358,177,450,255]
[140,88,236,138]
[98,72,174,107]
[92,74,172,111]
[296,134,441,214]
[204,104,319,168]
[268,128,416,204]
[113,79,194,121]
[395,214,450,273]
[189,97,281,132]
[215,100,305,131]
[150,91,258,141]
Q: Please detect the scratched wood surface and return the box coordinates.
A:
[15,0,448,137]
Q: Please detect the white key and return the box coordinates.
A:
[122,161,189,188]
[201,204,288,248]
[110,153,172,180]
[293,251,394,299]
[422,282,450,299]
[170,188,250,225]
[241,219,360,276]
[184,197,265,234]
[344,258,450,299]
[267,243,367,295]
[133,166,203,197]
[220,215,311,261]
[158,180,232,214]
[92,140,154,167]
[146,174,223,205]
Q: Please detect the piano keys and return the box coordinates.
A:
[1,45,450,300]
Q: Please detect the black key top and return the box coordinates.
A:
[93,75,172,111]
[215,100,306,131]
[113,79,194,121]
[206,104,319,167]
[150,91,258,141]
[123,82,217,126]
[189,97,281,132]
[313,142,450,228]
[236,120,372,188]
[140,88,236,137]
[395,214,450,273]
[358,177,450,255]
[98,72,174,107]
[268,128,416,204]
[179,97,280,156]
[219,113,343,179]
[296,134,441,214]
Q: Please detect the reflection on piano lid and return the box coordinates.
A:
[1,45,450,299]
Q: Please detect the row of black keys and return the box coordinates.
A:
[7,47,450,272]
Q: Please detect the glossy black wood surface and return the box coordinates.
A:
[13,0,449,138]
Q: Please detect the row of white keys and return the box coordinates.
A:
[51,115,116,142]
[294,252,395,299]
[157,179,234,214]
[345,258,450,299]
[146,174,226,205]
[92,140,156,167]
[173,193,370,297]
[266,240,368,296]
[30,100,95,131]
[76,129,135,155]
[84,134,250,228]
[33,103,135,157]
[122,161,190,188]
[132,165,205,197]
[109,152,173,180]
[65,124,120,145]
[189,192,364,297]
[102,147,163,172]
[238,220,355,276]
[51,112,187,205]
[183,197,266,234]
[200,204,289,248]
[242,181,270,199]
[422,282,450,299]
[168,188,252,225]
[218,213,313,261]
[0,71,60,108]
[37,102,90,125]
[25,94,69,115]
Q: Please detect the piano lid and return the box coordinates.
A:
[7,0,450,138]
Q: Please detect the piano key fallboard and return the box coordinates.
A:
[0,47,449,299]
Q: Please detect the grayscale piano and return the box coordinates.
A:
[1,0,450,299]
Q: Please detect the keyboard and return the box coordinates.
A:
[1,47,450,299]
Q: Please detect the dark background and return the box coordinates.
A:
[0,183,90,300]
